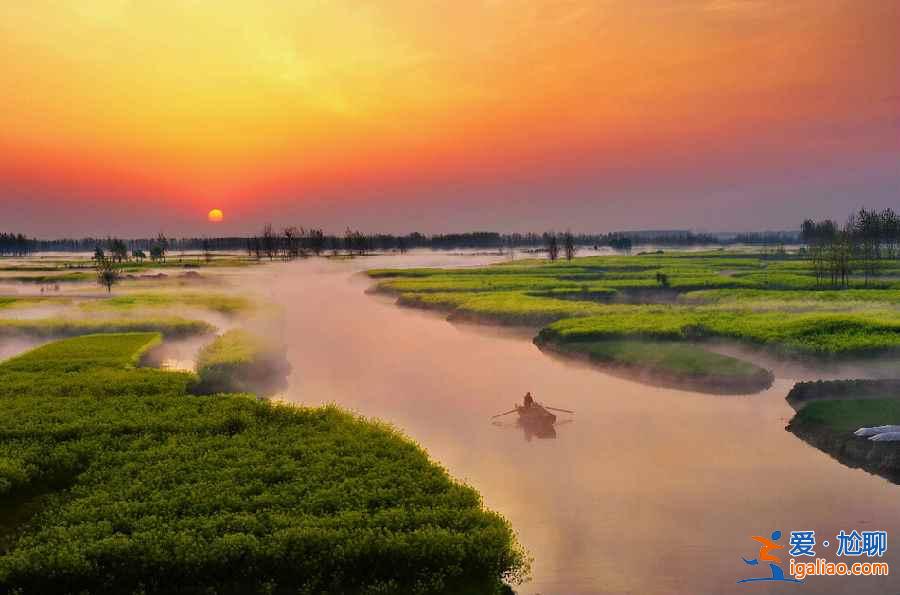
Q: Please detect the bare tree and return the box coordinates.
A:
[308,229,325,256]
[543,232,559,261]
[563,231,576,261]
[262,224,277,260]
[202,238,212,263]
[282,227,300,259]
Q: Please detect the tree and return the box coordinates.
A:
[543,232,559,261]
[93,246,105,261]
[563,231,576,261]
[201,238,212,263]
[307,229,326,256]
[262,224,277,260]
[154,233,169,262]
[95,256,120,293]
[609,235,632,253]
[282,227,300,259]
[853,208,881,286]
[132,249,146,263]
[107,238,128,262]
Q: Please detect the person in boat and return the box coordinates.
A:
[523,392,535,408]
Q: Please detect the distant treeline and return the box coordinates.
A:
[0,228,807,257]
[0,233,30,256]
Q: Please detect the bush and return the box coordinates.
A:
[194,330,291,395]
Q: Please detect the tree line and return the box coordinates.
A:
[801,207,900,288]
[0,233,31,256]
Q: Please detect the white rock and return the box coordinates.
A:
[855,425,900,437]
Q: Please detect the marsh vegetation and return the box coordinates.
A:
[0,253,526,593]
[371,249,900,394]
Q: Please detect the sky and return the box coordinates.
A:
[1,0,898,237]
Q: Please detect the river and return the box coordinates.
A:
[250,252,898,594]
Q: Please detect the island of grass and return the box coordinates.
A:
[79,292,253,315]
[536,338,774,394]
[0,316,214,340]
[0,333,525,593]
[369,251,900,394]
[194,329,292,395]
[786,379,900,409]
[787,399,900,484]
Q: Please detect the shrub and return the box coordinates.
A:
[194,330,291,395]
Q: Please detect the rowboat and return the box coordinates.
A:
[516,403,557,425]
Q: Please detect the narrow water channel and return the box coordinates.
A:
[250,254,898,594]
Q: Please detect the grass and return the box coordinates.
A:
[0,297,68,310]
[0,272,93,283]
[537,308,900,356]
[0,316,214,339]
[541,339,773,393]
[793,399,900,433]
[681,288,900,309]
[0,333,196,402]
[371,250,900,398]
[787,379,900,406]
[0,334,526,593]
[80,292,253,315]
[195,330,291,395]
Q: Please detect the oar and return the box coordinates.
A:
[544,406,574,414]
[491,408,518,419]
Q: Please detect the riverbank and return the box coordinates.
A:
[0,333,526,593]
[371,251,900,395]
[787,399,900,483]
[536,337,774,394]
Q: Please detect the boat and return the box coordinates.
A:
[516,403,557,425]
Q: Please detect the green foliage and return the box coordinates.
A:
[80,292,252,315]
[787,379,900,405]
[539,308,900,356]
[0,334,526,593]
[795,399,900,433]
[551,339,772,391]
[372,251,900,357]
[0,333,195,402]
[195,330,290,394]
[0,317,214,339]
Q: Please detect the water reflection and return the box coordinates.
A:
[241,253,900,595]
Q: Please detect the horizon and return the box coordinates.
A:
[4,227,804,243]
[1,1,898,236]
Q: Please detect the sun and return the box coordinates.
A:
[207,208,224,223]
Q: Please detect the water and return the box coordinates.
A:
[247,253,898,594]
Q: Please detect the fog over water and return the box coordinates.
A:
[241,253,896,594]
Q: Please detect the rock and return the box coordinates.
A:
[855,425,900,437]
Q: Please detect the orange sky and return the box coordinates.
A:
[1,1,898,234]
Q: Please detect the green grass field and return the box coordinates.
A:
[372,251,900,401]
[792,399,900,433]
[373,252,900,359]
[79,292,253,315]
[0,316,214,339]
[541,339,773,394]
[0,333,525,593]
[195,329,291,395]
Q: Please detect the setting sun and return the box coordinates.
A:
[207,208,224,223]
